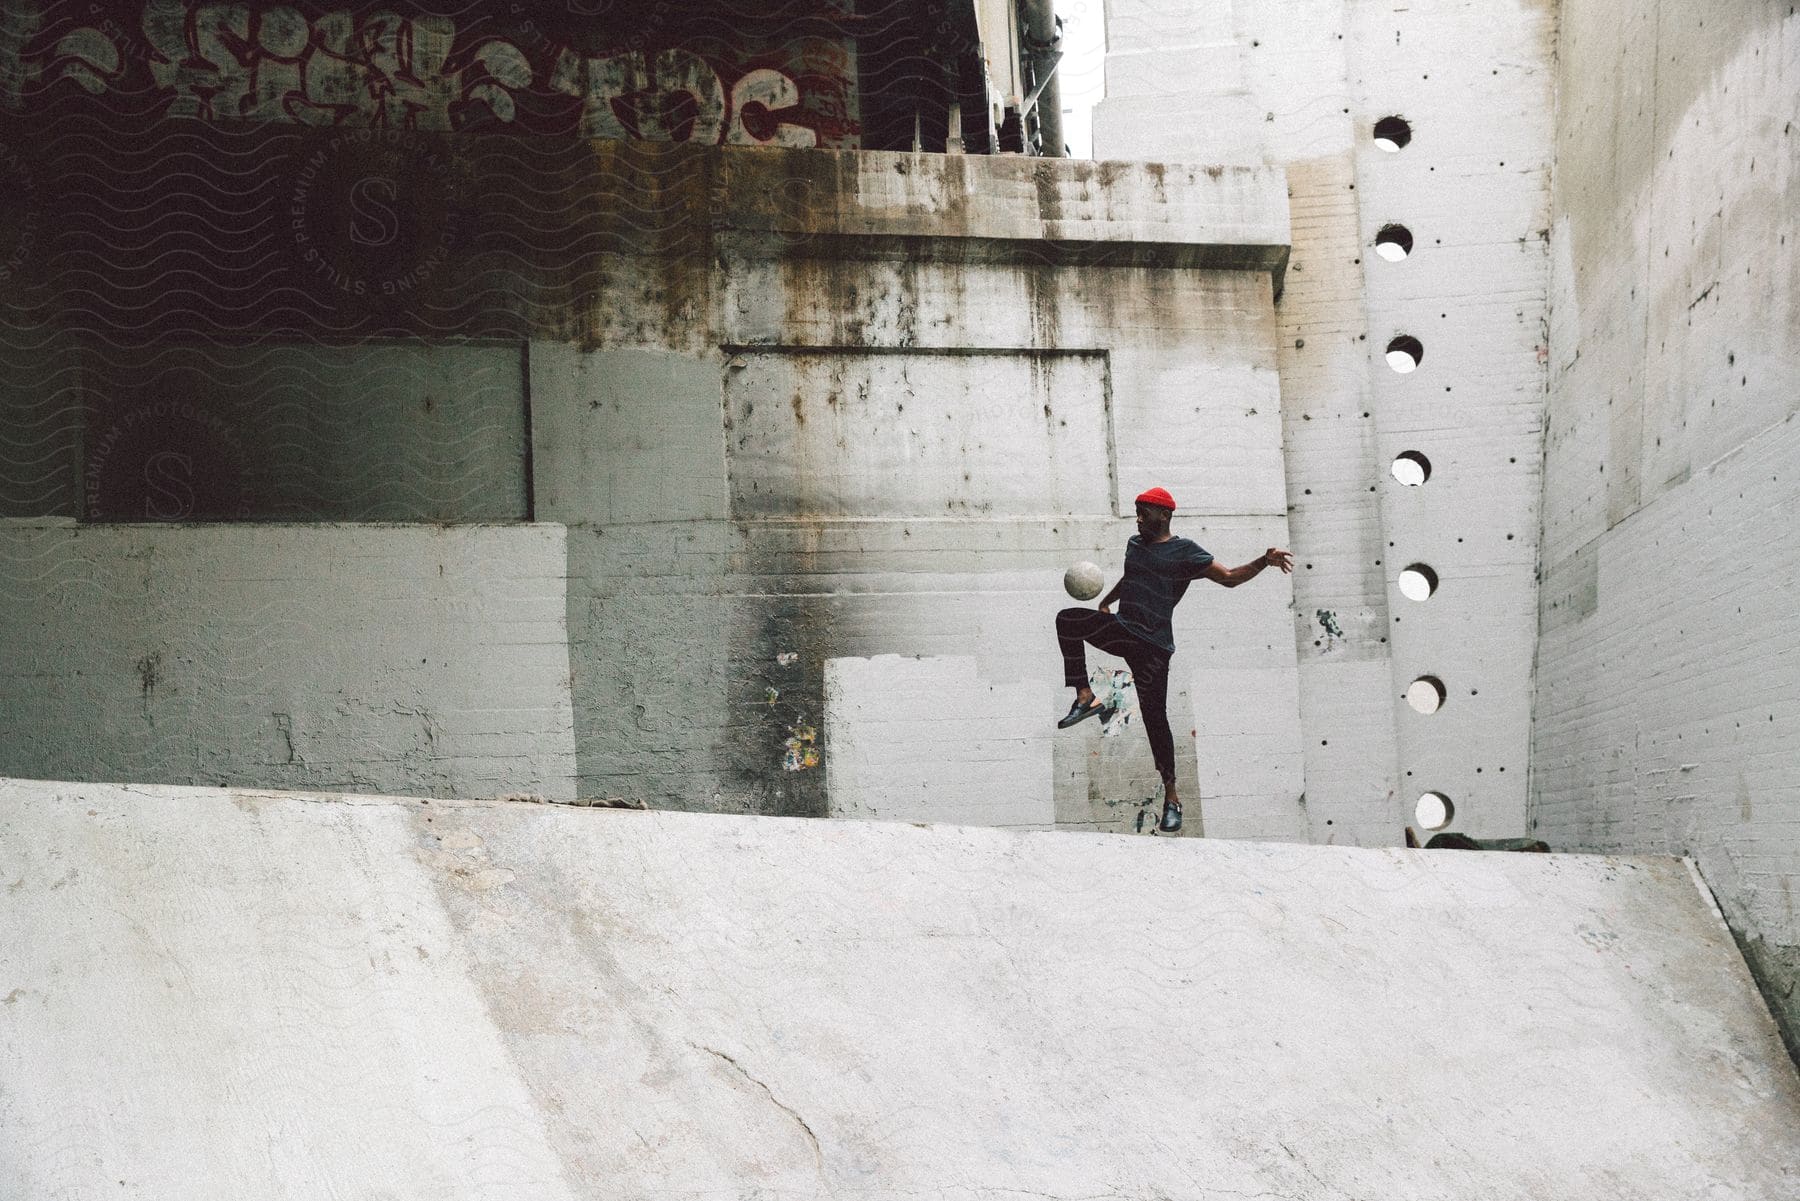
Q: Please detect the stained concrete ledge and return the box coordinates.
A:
[3,776,1797,1199]
[714,146,1292,286]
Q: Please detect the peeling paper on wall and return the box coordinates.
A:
[1090,668,1137,737]
[1097,794,1160,834]
[783,721,818,771]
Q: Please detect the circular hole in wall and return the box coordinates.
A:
[1415,792,1454,831]
[1386,335,1424,373]
[1406,676,1447,714]
[1391,451,1432,486]
[1375,224,1414,260]
[1373,115,1412,151]
[1397,563,1439,602]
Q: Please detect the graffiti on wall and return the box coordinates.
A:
[0,0,859,145]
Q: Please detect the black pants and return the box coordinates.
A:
[1055,608,1175,785]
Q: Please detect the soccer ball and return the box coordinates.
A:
[1063,560,1104,601]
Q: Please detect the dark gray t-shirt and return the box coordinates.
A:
[1117,534,1214,653]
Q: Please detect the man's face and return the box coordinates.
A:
[1135,503,1170,539]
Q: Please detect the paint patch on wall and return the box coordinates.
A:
[1091,667,1137,737]
[1316,608,1343,650]
[783,720,818,772]
[823,655,1053,829]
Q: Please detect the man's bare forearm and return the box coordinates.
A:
[1097,578,1125,610]
[1226,555,1271,587]
[1222,549,1295,587]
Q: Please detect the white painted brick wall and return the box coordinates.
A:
[1532,415,1800,1041]
[0,521,577,800]
[824,655,1052,829]
[1538,0,1800,1047]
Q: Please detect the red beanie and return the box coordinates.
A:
[1135,486,1176,512]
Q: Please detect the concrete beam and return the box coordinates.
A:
[714,146,1291,287]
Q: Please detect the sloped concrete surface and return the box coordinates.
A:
[2,776,1797,1199]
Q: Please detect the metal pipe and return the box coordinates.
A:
[1018,0,1064,156]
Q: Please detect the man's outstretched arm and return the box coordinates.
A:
[1095,577,1126,613]
[1201,548,1295,588]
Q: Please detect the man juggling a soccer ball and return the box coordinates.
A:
[1055,486,1293,834]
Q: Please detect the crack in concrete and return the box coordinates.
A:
[1277,1138,1342,1198]
[691,1042,824,1170]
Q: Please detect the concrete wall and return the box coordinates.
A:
[0,137,1296,831]
[723,350,1112,519]
[0,522,577,799]
[509,146,1303,833]
[1094,0,1555,844]
[1534,2,1800,1054]
[542,257,1300,828]
[823,654,1052,829]
[0,341,529,523]
[0,0,860,146]
[8,777,1800,1198]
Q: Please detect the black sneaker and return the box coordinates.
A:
[1057,697,1109,729]
[1158,799,1182,833]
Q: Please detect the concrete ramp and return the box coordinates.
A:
[2,777,1797,1199]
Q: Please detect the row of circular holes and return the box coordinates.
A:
[1374,120,1427,372]
[1375,115,1457,834]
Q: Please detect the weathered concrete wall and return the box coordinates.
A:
[723,350,1112,519]
[516,147,1301,832]
[0,522,577,799]
[1094,0,1555,844]
[1534,2,1800,1054]
[0,341,529,523]
[823,654,1052,829]
[6,777,1799,1198]
[0,0,860,146]
[0,133,1296,830]
[542,254,1299,828]
[1347,0,1554,844]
